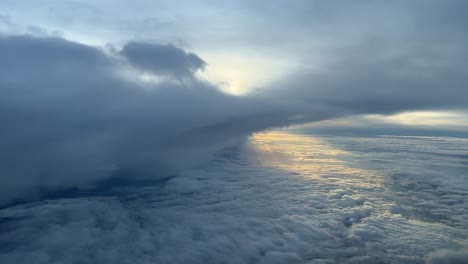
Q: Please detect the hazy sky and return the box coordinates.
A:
[0,0,467,204]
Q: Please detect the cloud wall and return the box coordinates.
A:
[0,33,467,205]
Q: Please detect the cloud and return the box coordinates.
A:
[261,38,468,117]
[1,2,467,263]
[427,250,468,264]
[1,1,468,206]
[1,30,468,205]
[121,42,206,77]
[1,135,466,263]
[0,35,337,206]
[0,35,280,205]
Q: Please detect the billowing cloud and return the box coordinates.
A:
[121,42,206,77]
[0,35,332,206]
[0,2,468,263]
[0,1,468,206]
[0,31,468,205]
[0,35,269,205]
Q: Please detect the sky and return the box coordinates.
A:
[1,0,468,204]
[1,1,468,263]
[1,1,467,94]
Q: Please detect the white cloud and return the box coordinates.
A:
[1,132,467,263]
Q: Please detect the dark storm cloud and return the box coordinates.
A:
[0,35,317,205]
[121,42,206,77]
[0,36,226,204]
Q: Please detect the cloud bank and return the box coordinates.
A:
[0,29,467,205]
[0,35,277,205]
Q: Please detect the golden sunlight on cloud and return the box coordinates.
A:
[291,111,468,131]
[365,111,468,128]
[248,132,382,188]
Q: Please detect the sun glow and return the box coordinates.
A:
[248,132,382,188]
[366,111,468,128]
[197,50,297,95]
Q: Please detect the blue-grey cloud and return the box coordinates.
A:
[1,31,468,206]
[121,42,206,77]
[1,2,468,263]
[0,35,317,205]
[1,0,468,206]
[1,135,467,263]
[263,37,468,115]
[0,36,238,204]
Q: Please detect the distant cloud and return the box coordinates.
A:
[121,42,206,77]
[264,39,468,115]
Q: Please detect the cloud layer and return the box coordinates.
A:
[1,133,467,263]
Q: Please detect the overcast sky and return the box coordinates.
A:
[0,0,468,204]
[1,0,467,95]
